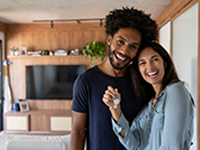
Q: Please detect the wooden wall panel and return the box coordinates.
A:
[5,22,106,111]
[7,55,104,110]
[0,21,7,33]
[6,22,106,56]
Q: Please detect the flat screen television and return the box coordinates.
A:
[26,65,85,100]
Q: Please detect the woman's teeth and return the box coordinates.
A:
[148,71,157,76]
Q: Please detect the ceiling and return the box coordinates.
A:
[0,0,173,24]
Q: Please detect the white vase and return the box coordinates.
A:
[10,51,14,56]
[14,51,19,56]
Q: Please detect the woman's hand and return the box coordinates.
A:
[102,85,122,123]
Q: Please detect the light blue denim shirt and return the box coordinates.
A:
[112,82,194,150]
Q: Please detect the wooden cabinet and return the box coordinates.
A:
[4,110,72,135]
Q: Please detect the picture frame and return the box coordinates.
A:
[19,47,27,55]
[19,101,29,112]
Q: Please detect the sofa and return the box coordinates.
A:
[0,132,75,150]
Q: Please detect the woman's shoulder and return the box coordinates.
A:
[165,82,192,103]
[165,82,188,93]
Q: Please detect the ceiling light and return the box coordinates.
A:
[33,18,105,27]
[99,19,103,27]
[50,21,53,28]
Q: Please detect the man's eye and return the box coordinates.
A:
[118,40,124,45]
[131,45,137,49]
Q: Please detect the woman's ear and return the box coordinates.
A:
[107,35,112,46]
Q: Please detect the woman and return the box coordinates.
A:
[102,42,194,150]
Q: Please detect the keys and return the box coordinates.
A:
[113,92,120,109]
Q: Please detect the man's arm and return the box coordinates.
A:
[70,111,87,150]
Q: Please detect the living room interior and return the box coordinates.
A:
[0,0,199,150]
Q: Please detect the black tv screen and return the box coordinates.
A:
[26,65,85,100]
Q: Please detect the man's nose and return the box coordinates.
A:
[120,44,129,55]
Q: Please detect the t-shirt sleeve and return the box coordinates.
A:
[71,75,89,113]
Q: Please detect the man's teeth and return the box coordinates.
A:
[116,54,126,61]
[148,71,157,76]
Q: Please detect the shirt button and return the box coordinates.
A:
[155,110,157,112]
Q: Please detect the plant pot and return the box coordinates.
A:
[15,51,19,56]
[10,51,14,56]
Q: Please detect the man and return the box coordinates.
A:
[71,7,158,150]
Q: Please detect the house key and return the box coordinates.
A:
[113,92,120,109]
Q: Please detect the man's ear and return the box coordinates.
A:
[164,62,167,68]
[107,35,112,46]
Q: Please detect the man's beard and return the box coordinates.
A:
[108,46,134,70]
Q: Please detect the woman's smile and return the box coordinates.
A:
[138,47,165,88]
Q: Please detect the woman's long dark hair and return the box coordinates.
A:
[130,42,180,101]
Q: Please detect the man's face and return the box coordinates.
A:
[107,27,142,70]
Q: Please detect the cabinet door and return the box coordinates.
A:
[6,116,28,131]
[30,115,49,131]
[50,116,72,131]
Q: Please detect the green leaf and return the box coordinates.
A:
[82,40,106,67]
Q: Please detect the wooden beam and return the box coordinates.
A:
[156,0,192,27]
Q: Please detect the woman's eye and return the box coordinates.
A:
[153,58,158,61]
[139,62,145,66]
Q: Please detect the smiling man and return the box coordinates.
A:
[71,7,158,150]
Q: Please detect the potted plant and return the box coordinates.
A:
[82,40,106,66]
[8,47,18,56]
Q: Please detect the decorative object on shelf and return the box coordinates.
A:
[49,51,53,56]
[70,49,80,55]
[54,49,68,56]
[19,101,29,112]
[41,50,49,55]
[8,47,18,56]
[19,47,27,55]
[27,50,40,56]
[82,40,106,66]
[13,103,20,112]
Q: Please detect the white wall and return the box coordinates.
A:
[159,20,171,54]
[172,3,198,150]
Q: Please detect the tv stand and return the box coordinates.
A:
[4,110,72,135]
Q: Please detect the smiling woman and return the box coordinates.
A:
[102,42,194,150]
[138,47,166,97]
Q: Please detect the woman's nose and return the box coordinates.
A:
[146,61,153,69]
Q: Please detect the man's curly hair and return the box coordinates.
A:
[105,7,158,43]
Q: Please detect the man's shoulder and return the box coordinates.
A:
[79,66,99,80]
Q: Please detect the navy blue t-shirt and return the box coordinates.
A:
[71,66,146,150]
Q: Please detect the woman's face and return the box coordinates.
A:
[138,47,166,88]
